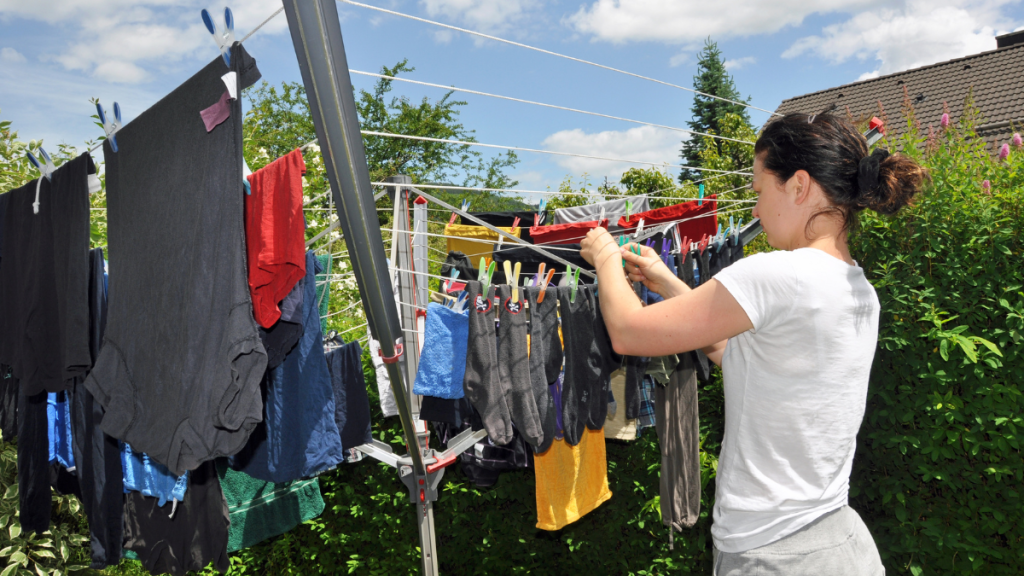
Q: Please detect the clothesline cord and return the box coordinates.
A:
[361,130,740,173]
[339,0,780,117]
[240,6,284,44]
[365,177,752,199]
[351,71,754,146]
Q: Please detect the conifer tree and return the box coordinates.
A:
[679,38,753,182]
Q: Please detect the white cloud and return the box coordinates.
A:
[541,125,681,179]
[420,0,540,34]
[0,0,289,84]
[0,47,25,63]
[724,56,756,70]
[668,51,690,67]
[566,0,882,44]
[783,0,1015,77]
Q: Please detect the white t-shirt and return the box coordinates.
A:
[711,248,880,553]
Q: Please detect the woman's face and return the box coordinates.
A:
[751,154,795,250]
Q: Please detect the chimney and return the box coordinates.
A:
[996,30,1024,48]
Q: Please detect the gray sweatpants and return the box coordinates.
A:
[714,506,885,576]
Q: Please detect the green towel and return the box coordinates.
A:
[316,253,333,333]
[216,461,326,553]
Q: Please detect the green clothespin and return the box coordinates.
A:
[477,257,487,283]
[698,183,704,206]
[619,235,627,268]
[483,261,496,293]
[626,200,632,221]
[569,266,582,303]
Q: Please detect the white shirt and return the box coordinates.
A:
[711,248,880,553]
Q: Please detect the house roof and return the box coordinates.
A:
[772,42,1024,153]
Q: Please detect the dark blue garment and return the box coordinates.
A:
[47,392,75,469]
[230,251,344,482]
[121,442,187,507]
[326,341,373,451]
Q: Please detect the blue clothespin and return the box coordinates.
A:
[698,183,704,206]
[96,102,122,153]
[445,269,460,292]
[734,219,743,241]
[645,238,654,249]
[661,238,671,265]
[729,216,735,235]
[201,8,235,67]
[461,199,470,213]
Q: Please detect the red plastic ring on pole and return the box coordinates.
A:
[379,343,404,364]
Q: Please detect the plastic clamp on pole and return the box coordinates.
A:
[379,342,404,364]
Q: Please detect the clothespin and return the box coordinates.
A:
[444,269,460,292]
[734,219,743,241]
[511,262,522,302]
[633,218,645,239]
[698,234,710,254]
[96,101,122,153]
[645,238,654,249]
[680,236,689,255]
[502,260,514,289]
[201,8,235,68]
[569,267,582,303]
[698,183,704,206]
[482,261,496,293]
[535,199,546,227]
[537,268,556,303]
[534,263,546,288]
[619,235,628,268]
[449,199,470,226]
[497,234,504,250]
[27,148,56,215]
[626,200,632,221]
[599,207,606,226]
[661,238,671,265]
[511,217,521,231]
[477,257,487,283]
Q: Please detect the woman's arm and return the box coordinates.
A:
[580,228,753,358]
[701,340,728,367]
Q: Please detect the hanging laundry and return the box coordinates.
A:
[0,366,15,440]
[529,219,609,246]
[552,195,649,225]
[216,461,325,553]
[558,285,615,446]
[534,427,613,531]
[123,460,230,576]
[368,258,401,417]
[645,354,680,387]
[245,148,307,329]
[655,353,701,531]
[121,442,188,507]
[18,391,50,534]
[325,339,373,453]
[47,392,75,469]
[70,246,124,569]
[259,274,304,369]
[493,244,590,284]
[618,196,718,245]
[0,153,96,395]
[462,281,513,446]
[437,251,475,294]
[496,285,543,447]
[637,376,657,432]
[315,253,332,333]
[413,303,469,400]
[604,370,638,441]
[469,210,541,244]
[0,190,7,266]
[524,286,561,454]
[231,251,345,483]
[444,224,521,265]
[84,45,266,476]
[430,398,532,488]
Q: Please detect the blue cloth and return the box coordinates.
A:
[230,251,345,482]
[413,303,469,399]
[121,442,187,507]
[326,341,373,451]
[47,392,75,469]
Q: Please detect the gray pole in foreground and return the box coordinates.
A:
[281,0,425,476]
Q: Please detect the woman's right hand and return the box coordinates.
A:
[621,243,687,298]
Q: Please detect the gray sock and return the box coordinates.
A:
[496,285,543,447]
[588,288,615,430]
[558,285,600,445]
[462,281,513,445]
[656,352,701,530]
[525,286,560,453]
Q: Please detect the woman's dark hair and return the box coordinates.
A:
[754,112,928,233]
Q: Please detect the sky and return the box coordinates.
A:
[1,0,1022,195]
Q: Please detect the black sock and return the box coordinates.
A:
[558,285,594,446]
[496,285,542,447]
[463,281,513,445]
[624,355,650,419]
[588,287,615,430]
[525,286,560,453]
[698,248,711,286]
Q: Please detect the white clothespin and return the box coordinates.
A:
[201,7,235,68]
[27,148,56,215]
[599,206,605,225]
[96,101,122,153]
[633,218,645,239]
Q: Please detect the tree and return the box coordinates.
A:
[679,38,753,183]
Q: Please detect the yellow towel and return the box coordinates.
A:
[445,224,521,266]
[534,428,613,531]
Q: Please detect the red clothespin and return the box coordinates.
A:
[448,212,459,226]
[511,217,521,230]
[680,236,689,253]
[698,234,709,254]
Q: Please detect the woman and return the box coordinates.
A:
[580,113,926,575]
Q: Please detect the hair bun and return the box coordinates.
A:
[859,150,927,215]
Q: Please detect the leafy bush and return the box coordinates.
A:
[849,96,1024,574]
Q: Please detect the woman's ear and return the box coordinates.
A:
[788,170,813,205]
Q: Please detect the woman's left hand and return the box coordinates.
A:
[580,227,620,269]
